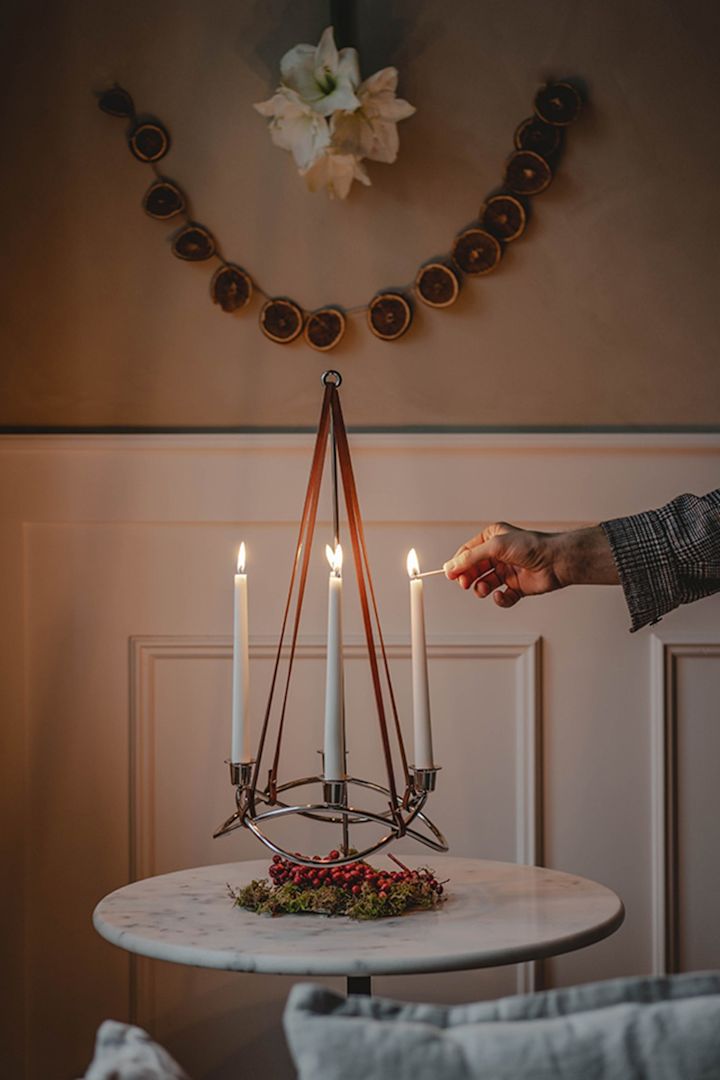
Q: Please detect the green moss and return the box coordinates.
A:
[228,862,446,920]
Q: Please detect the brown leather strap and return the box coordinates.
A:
[330,391,406,819]
[251,386,332,798]
[269,400,329,787]
[254,380,410,824]
[330,394,410,786]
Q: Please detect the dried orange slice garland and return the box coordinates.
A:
[98,80,582,351]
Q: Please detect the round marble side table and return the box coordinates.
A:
[94,855,624,996]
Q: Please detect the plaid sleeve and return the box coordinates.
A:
[600,489,720,632]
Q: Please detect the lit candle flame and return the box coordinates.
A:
[406,548,420,578]
[237,542,246,574]
[325,543,343,575]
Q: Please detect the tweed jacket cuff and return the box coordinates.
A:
[601,490,720,632]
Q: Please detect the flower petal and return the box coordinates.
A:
[331,104,405,163]
[359,71,415,122]
[281,43,324,102]
[329,109,364,155]
[267,108,330,169]
[254,87,307,119]
[337,47,361,88]
[301,150,371,199]
[330,162,355,200]
[352,156,371,186]
[313,80,360,116]
[254,95,279,118]
[280,42,315,83]
[363,119,400,163]
[373,95,416,122]
[301,152,330,193]
[359,66,399,96]
[314,26,339,85]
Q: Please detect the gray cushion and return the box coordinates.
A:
[82,1020,190,1080]
[284,972,720,1080]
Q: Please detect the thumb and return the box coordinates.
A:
[443,533,507,580]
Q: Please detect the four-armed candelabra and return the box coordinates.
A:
[214,371,447,867]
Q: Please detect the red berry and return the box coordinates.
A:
[328,850,340,860]
[379,891,388,900]
[351,885,361,895]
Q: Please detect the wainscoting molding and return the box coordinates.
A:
[5,431,720,1079]
[129,633,542,1016]
[651,635,720,975]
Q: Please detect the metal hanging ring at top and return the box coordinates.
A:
[321,370,342,387]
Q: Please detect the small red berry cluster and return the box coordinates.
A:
[268,851,445,902]
[231,850,447,919]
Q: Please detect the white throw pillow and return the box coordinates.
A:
[82,1020,190,1080]
[284,972,720,1080]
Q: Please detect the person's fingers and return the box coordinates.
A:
[450,533,485,558]
[459,571,489,589]
[445,540,504,581]
[457,557,496,589]
[473,574,500,597]
[462,522,511,551]
[493,585,522,608]
[444,547,474,580]
[451,546,473,587]
[472,563,505,597]
[444,524,512,579]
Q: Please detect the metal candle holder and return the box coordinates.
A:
[214,372,448,867]
[214,763,447,868]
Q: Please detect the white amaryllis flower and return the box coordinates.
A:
[301,149,370,200]
[254,27,415,198]
[331,66,415,164]
[279,26,360,116]
[254,87,330,169]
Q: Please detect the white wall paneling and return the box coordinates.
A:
[129,633,542,1028]
[651,636,720,975]
[3,432,720,1079]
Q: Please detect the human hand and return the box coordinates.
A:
[443,523,618,608]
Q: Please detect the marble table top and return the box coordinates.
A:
[93,855,624,977]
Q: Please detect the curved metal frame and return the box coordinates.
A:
[214,772,448,867]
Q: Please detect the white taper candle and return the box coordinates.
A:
[231,543,251,763]
[407,548,434,769]
[323,544,345,781]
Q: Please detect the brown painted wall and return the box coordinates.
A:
[1,0,719,429]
